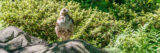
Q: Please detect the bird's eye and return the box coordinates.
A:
[63,10,66,12]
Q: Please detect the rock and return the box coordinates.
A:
[0,26,108,53]
[20,45,48,53]
[0,26,23,43]
[50,40,107,53]
[0,26,47,52]
[0,49,8,53]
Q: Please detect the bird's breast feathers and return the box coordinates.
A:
[56,16,73,29]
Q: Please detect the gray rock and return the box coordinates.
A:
[0,26,108,53]
[20,45,49,53]
[0,26,47,52]
[0,49,8,53]
[0,26,23,43]
[50,40,108,53]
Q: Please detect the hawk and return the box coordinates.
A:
[55,8,74,41]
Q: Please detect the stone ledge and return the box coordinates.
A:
[0,26,108,53]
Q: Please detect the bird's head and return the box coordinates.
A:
[60,8,69,16]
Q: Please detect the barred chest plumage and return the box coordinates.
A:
[57,15,73,30]
[55,8,74,41]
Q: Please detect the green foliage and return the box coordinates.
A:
[0,20,4,30]
[158,0,160,3]
[104,8,160,53]
[104,23,160,53]
[0,1,4,30]
[0,0,160,53]
[70,0,110,12]
[0,0,113,46]
[109,0,158,21]
[0,0,78,42]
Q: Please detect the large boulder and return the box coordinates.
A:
[0,26,108,53]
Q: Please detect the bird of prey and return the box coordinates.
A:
[55,8,74,41]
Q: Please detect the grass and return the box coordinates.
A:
[0,0,160,53]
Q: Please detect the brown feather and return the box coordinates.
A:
[55,8,74,41]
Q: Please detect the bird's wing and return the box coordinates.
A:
[56,22,59,26]
[67,14,74,24]
[67,14,74,32]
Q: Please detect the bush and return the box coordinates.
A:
[0,0,114,47]
[109,0,158,20]
[104,8,160,53]
[0,20,4,30]
[104,23,160,53]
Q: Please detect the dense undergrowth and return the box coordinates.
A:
[0,0,160,53]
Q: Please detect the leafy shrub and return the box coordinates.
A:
[104,23,160,53]
[109,0,158,21]
[0,20,5,30]
[70,0,110,12]
[0,0,134,48]
[104,8,160,53]
[0,0,114,47]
